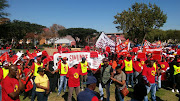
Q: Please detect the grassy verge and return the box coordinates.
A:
[20,84,179,101]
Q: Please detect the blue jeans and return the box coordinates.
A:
[115,88,124,101]
[0,85,2,101]
[144,83,156,101]
[31,76,36,101]
[126,73,134,88]
[58,75,67,93]
[99,82,110,101]
[36,92,48,101]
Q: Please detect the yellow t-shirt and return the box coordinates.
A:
[35,74,49,92]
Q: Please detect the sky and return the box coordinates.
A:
[5,0,180,33]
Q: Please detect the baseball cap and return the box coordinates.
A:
[86,76,97,84]
[62,57,68,60]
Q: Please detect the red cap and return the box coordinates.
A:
[62,57,68,60]
[127,54,132,57]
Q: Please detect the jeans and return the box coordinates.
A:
[115,88,124,101]
[134,71,139,84]
[0,85,1,101]
[36,92,48,101]
[58,75,67,93]
[144,83,156,101]
[31,76,36,101]
[68,86,80,101]
[99,82,110,101]
[126,73,134,88]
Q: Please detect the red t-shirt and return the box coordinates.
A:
[23,68,31,76]
[66,67,81,87]
[159,61,169,71]
[2,76,20,101]
[0,68,3,85]
[134,61,142,72]
[142,66,156,84]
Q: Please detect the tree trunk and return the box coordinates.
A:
[141,33,147,47]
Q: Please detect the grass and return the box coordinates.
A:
[20,84,179,101]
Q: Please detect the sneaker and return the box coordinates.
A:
[172,89,175,93]
[176,89,179,93]
[128,85,132,88]
[57,92,60,96]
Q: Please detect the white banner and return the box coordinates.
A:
[145,48,162,52]
[53,52,104,70]
[95,32,115,51]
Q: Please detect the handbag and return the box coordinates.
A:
[120,86,129,96]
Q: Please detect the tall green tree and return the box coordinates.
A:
[0,20,46,42]
[114,2,167,44]
[58,28,98,47]
[0,0,9,18]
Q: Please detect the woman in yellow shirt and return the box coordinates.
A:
[35,67,50,101]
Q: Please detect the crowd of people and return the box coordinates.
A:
[0,45,180,101]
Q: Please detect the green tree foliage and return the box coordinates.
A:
[58,28,98,47]
[114,2,167,43]
[0,20,46,42]
[0,0,9,18]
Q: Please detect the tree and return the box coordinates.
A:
[114,2,167,44]
[58,28,98,47]
[0,0,9,18]
[49,24,66,46]
[0,20,46,43]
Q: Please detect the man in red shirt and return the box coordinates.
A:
[66,61,81,101]
[158,57,169,88]
[2,65,24,101]
[142,60,157,101]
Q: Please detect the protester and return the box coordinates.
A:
[35,67,50,101]
[2,65,24,101]
[98,58,114,101]
[66,61,81,101]
[79,57,92,91]
[45,61,57,93]
[53,57,69,96]
[111,66,126,101]
[158,57,170,88]
[31,56,44,101]
[77,76,99,101]
[2,61,10,79]
[0,66,2,101]
[142,60,157,101]
[171,58,180,93]
[121,54,136,88]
